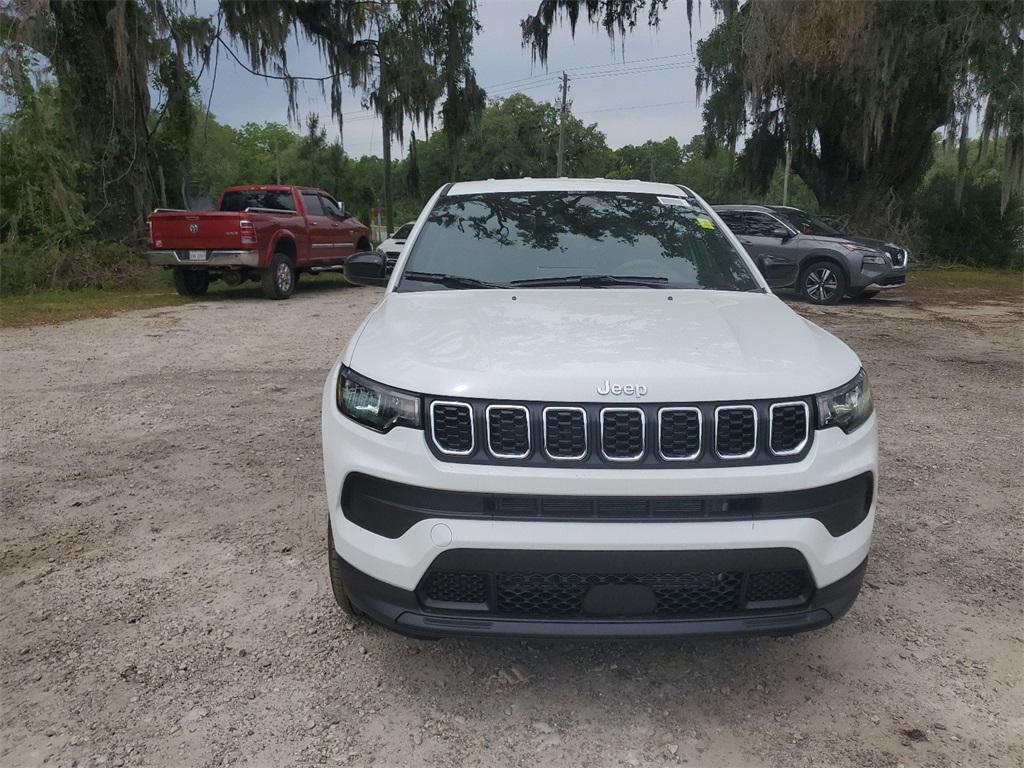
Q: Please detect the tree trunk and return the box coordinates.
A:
[48,1,156,240]
[382,110,394,234]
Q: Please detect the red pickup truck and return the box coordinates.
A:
[147,185,372,299]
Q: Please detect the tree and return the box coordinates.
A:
[521,0,1024,221]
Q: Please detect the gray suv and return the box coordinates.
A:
[714,205,908,304]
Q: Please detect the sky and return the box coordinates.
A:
[194,0,717,160]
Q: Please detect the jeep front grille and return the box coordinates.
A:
[424,397,812,467]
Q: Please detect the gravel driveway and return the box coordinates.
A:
[1,279,1021,767]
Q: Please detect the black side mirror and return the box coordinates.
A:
[344,250,388,286]
[770,227,793,241]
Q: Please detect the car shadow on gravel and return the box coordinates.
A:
[199,275,364,303]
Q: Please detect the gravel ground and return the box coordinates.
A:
[1,278,1022,768]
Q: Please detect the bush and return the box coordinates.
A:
[0,241,152,295]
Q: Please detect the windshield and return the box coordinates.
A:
[392,223,414,240]
[398,191,760,291]
[776,209,840,237]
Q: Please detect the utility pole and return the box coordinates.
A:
[782,140,792,206]
[556,71,568,177]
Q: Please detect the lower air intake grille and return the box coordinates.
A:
[422,571,488,604]
[745,570,809,603]
[496,572,744,616]
[431,402,474,455]
[543,408,587,459]
[770,403,809,455]
[716,406,757,458]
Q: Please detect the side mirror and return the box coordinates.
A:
[771,227,793,241]
[344,250,388,286]
[336,200,346,216]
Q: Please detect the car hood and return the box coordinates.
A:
[347,289,862,402]
[812,233,902,255]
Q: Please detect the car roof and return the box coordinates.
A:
[713,204,776,213]
[446,178,696,197]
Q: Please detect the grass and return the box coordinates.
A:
[1,266,1019,329]
[0,271,354,328]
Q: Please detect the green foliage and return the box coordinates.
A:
[913,139,1023,269]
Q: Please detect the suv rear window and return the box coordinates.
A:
[399,191,759,292]
[220,190,296,212]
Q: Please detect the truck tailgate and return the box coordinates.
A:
[149,212,246,250]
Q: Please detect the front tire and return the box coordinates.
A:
[800,261,847,305]
[327,522,361,618]
[261,252,295,300]
[172,267,209,297]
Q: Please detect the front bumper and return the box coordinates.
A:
[322,365,878,638]
[147,249,260,268]
[337,550,868,639]
[864,272,908,291]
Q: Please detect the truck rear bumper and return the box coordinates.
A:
[148,250,259,268]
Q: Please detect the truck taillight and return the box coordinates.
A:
[240,220,257,246]
[146,218,154,248]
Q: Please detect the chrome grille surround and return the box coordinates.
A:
[429,400,475,456]
[713,404,758,460]
[485,404,531,459]
[599,407,646,462]
[656,406,703,461]
[542,406,588,461]
[768,401,810,456]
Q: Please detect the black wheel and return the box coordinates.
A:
[848,289,879,301]
[261,252,295,300]
[172,267,210,297]
[327,522,361,618]
[800,261,847,305]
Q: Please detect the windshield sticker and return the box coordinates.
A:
[697,216,716,230]
[657,196,692,208]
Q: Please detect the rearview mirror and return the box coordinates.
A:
[344,250,388,286]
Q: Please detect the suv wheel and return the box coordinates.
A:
[327,522,361,618]
[801,261,847,305]
[261,252,295,300]
[172,267,210,297]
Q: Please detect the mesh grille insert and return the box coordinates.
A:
[487,406,530,458]
[770,403,808,455]
[422,571,488,604]
[746,570,809,602]
[543,408,587,459]
[601,409,645,460]
[431,402,474,454]
[716,406,757,458]
[659,408,702,459]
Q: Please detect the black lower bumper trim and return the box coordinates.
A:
[335,552,868,640]
[342,471,874,539]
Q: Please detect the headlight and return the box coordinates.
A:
[336,367,421,433]
[815,369,873,433]
[861,252,889,266]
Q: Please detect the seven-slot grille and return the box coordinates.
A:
[769,402,810,455]
[600,408,645,460]
[427,398,812,466]
[543,407,588,459]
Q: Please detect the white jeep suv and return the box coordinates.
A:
[321,178,876,639]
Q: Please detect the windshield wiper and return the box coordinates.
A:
[402,271,508,290]
[510,274,670,288]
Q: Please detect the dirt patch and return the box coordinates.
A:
[2,281,1022,767]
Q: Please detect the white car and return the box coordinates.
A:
[377,221,415,273]
[322,178,876,639]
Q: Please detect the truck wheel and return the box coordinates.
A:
[327,522,361,618]
[800,261,847,305]
[172,267,210,297]
[261,252,295,300]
